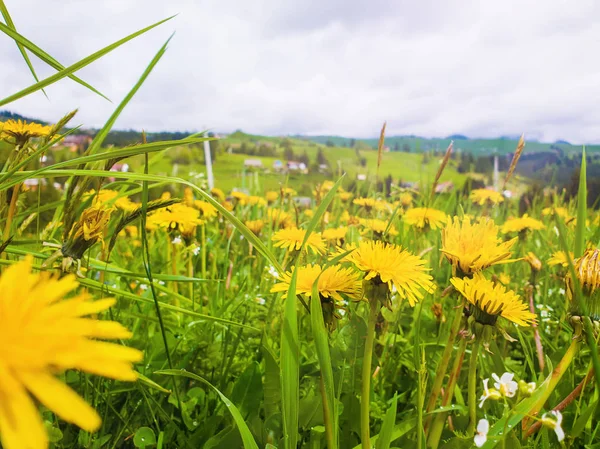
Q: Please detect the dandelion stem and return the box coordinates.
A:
[3,182,21,241]
[425,298,464,427]
[361,298,379,449]
[427,336,468,449]
[467,337,481,436]
[320,375,336,449]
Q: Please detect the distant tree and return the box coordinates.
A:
[474,156,493,174]
[359,157,367,167]
[402,143,411,153]
[325,140,334,147]
[384,174,393,197]
[298,150,310,166]
[316,148,328,166]
[283,147,295,161]
[349,138,356,148]
[394,142,399,152]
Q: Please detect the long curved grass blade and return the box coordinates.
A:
[77,278,258,331]
[155,369,259,449]
[0,19,108,100]
[0,137,210,190]
[85,34,173,156]
[310,278,338,449]
[0,1,47,98]
[0,15,174,107]
[574,148,587,258]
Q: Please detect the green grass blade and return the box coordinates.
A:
[281,266,300,449]
[310,278,337,449]
[85,34,174,156]
[574,148,587,258]
[376,395,398,449]
[155,369,259,449]
[0,0,47,98]
[0,137,210,190]
[0,15,174,107]
[0,18,108,100]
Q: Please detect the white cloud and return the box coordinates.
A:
[1,0,600,143]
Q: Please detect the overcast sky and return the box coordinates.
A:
[1,0,599,143]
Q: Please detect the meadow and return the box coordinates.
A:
[1,8,600,449]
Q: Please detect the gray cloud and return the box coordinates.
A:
[1,0,599,143]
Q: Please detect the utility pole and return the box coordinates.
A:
[203,129,215,190]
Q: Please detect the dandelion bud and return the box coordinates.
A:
[565,248,600,321]
[524,252,542,272]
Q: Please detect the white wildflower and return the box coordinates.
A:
[492,372,518,398]
[541,410,564,442]
[474,418,489,447]
[479,378,502,408]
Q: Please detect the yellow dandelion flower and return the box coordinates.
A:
[222,200,234,212]
[451,274,536,326]
[146,203,203,240]
[282,187,297,197]
[231,191,248,205]
[330,242,358,262]
[348,240,435,306]
[0,257,142,449]
[245,219,264,236]
[265,190,279,203]
[498,273,511,285]
[304,209,315,218]
[403,207,448,230]
[247,195,267,207]
[314,181,335,198]
[441,216,517,275]
[548,250,573,267]
[0,119,53,144]
[501,214,545,234]
[470,188,504,206]
[160,191,172,200]
[359,218,398,236]
[84,189,138,212]
[271,227,326,254]
[542,207,570,219]
[338,191,353,203]
[398,192,413,207]
[194,200,218,220]
[353,197,377,210]
[210,187,225,202]
[66,204,112,249]
[124,225,138,238]
[183,187,195,206]
[322,226,348,243]
[270,264,362,301]
[267,208,293,228]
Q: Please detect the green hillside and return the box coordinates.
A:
[300,134,597,155]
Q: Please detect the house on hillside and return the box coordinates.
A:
[287,161,308,174]
[244,159,264,169]
[435,181,454,194]
[273,160,284,172]
[55,134,92,153]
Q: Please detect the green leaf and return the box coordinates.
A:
[156,369,260,449]
[133,427,156,448]
[376,395,398,449]
[0,15,174,107]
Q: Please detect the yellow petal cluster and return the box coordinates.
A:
[348,240,435,306]
[270,264,362,301]
[0,257,142,449]
[451,274,536,326]
[441,216,517,275]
